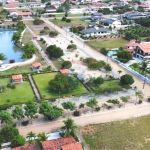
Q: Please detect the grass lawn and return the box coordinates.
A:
[82,115,150,150]
[0,78,35,106]
[51,60,62,70]
[85,38,129,51]
[22,29,33,45]
[51,18,89,27]
[33,72,89,99]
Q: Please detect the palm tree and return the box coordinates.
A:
[26,131,36,144]
[141,61,148,74]
[135,91,143,105]
[37,132,48,142]
[61,118,79,139]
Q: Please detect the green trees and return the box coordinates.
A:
[93,76,104,86]
[37,132,48,142]
[61,118,79,139]
[135,91,143,104]
[0,53,7,60]
[46,45,64,58]
[12,106,24,125]
[104,64,112,72]
[49,31,58,37]
[141,61,148,74]
[39,101,63,120]
[49,74,79,93]
[0,126,19,142]
[120,74,134,85]
[22,44,37,59]
[24,101,38,124]
[62,101,76,114]
[11,135,26,148]
[62,0,71,16]
[0,110,13,125]
[33,18,44,25]
[12,31,21,43]
[26,131,36,144]
[86,98,98,112]
[61,61,72,69]
[121,96,130,107]
[117,50,132,63]
[67,44,77,51]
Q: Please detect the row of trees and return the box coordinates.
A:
[83,57,112,72]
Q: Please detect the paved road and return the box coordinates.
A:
[26,26,58,71]
[28,74,41,100]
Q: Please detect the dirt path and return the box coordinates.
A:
[19,103,150,136]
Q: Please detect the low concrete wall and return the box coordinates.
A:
[0,54,36,71]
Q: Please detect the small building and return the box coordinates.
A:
[33,35,38,40]
[12,74,23,84]
[100,19,121,28]
[45,7,57,13]
[12,143,40,150]
[9,11,32,18]
[42,137,82,150]
[133,42,150,62]
[91,12,103,20]
[31,62,42,70]
[60,69,69,75]
[81,27,110,37]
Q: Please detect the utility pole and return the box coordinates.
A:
[142,75,146,93]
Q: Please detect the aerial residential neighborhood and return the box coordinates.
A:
[1,0,150,149]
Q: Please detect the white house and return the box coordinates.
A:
[100,19,121,28]
[81,27,111,37]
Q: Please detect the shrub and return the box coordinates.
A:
[95,107,100,111]
[139,100,142,104]
[120,74,134,85]
[11,135,26,148]
[66,19,71,22]
[21,120,29,126]
[7,83,12,88]
[49,31,58,37]
[73,110,81,116]
[33,18,44,25]
[11,84,16,89]
[61,16,66,21]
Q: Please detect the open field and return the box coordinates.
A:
[82,115,150,150]
[33,72,89,99]
[0,78,34,106]
[85,38,129,51]
[51,18,89,27]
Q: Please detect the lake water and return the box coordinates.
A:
[0,30,24,64]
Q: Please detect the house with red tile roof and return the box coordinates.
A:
[12,74,23,83]
[9,11,32,17]
[42,137,82,150]
[60,69,69,75]
[12,144,40,150]
[133,42,150,61]
[31,62,42,70]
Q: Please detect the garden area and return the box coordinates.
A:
[32,72,88,99]
[85,38,129,51]
[51,18,89,27]
[82,115,150,150]
[0,78,35,106]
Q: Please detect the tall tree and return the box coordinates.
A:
[12,105,24,125]
[93,76,104,86]
[39,101,63,120]
[37,132,48,142]
[0,53,7,60]
[24,101,38,124]
[22,44,37,59]
[120,74,134,85]
[61,118,79,140]
[141,61,148,74]
[86,98,98,112]
[62,101,76,115]
[26,131,36,144]
[0,110,13,125]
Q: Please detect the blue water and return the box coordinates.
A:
[108,51,117,56]
[0,30,24,64]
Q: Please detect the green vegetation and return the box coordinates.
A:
[117,50,132,63]
[33,18,44,25]
[85,38,128,50]
[51,18,89,27]
[33,73,88,99]
[82,115,150,150]
[0,78,34,106]
[22,29,33,45]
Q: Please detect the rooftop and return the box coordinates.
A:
[42,137,76,150]
[12,74,23,80]
[137,42,150,52]
[61,142,83,150]
[12,144,40,150]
